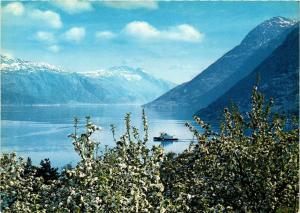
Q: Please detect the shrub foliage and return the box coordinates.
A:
[0,87,298,212]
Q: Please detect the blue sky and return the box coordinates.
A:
[1,1,299,83]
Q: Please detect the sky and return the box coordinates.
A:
[1,1,299,83]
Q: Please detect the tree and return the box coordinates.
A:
[22,157,36,177]
[162,86,299,212]
[0,87,298,212]
[36,158,59,183]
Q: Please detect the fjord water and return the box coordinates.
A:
[1,105,194,168]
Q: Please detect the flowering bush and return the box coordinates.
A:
[0,88,298,212]
[162,87,299,212]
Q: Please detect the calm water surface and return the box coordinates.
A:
[1,105,196,168]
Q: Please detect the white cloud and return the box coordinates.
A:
[103,1,158,10]
[124,21,159,39]
[123,21,203,42]
[64,27,86,43]
[2,2,24,16]
[95,31,116,40]
[164,24,203,42]
[2,4,63,30]
[35,31,55,43]
[48,45,60,53]
[52,0,92,14]
[30,9,62,29]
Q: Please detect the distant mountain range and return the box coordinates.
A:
[197,26,299,121]
[1,56,175,105]
[145,17,298,114]
[1,15,298,119]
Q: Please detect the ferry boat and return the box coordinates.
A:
[153,132,178,141]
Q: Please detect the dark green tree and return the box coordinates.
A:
[36,158,59,183]
[22,157,36,177]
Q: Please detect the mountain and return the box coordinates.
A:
[196,26,299,122]
[1,56,175,105]
[81,66,175,103]
[145,17,297,113]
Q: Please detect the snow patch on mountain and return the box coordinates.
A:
[1,55,64,73]
[241,16,297,49]
[83,66,145,81]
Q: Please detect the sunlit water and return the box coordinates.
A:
[1,105,197,168]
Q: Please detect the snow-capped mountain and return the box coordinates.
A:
[1,56,175,105]
[1,55,64,73]
[197,26,299,122]
[240,16,297,49]
[145,17,298,113]
[83,66,145,81]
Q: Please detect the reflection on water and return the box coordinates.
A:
[160,141,174,147]
[1,105,196,168]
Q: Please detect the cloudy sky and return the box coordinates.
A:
[1,1,298,83]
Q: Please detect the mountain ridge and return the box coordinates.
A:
[1,56,175,105]
[144,16,297,113]
[197,26,299,122]
[1,55,64,73]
